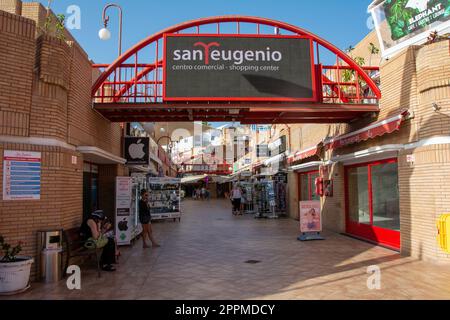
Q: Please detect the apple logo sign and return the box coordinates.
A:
[128,139,146,160]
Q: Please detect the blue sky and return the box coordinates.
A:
[42,0,375,64]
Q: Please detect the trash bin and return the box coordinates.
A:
[37,230,64,283]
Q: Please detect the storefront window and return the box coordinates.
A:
[299,171,319,201]
[372,162,400,231]
[347,166,370,225]
[300,174,309,201]
[310,172,320,201]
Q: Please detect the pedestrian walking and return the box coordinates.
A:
[231,184,243,216]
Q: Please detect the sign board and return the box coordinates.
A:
[370,0,450,58]
[240,171,252,178]
[164,34,315,101]
[3,150,41,201]
[251,125,271,132]
[269,136,287,156]
[299,200,322,233]
[124,137,150,165]
[115,177,132,245]
[257,145,269,158]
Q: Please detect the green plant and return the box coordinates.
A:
[0,235,23,263]
[55,14,66,40]
[368,42,380,67]
[342,56,365,82]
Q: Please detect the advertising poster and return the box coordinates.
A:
[164,35,314,101]
[115,177,132,245]
[299,200,322,233]
[384,0,449,41]
[3,150,41,201]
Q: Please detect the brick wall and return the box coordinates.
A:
[0,10,35,137]
[0,142,83,278]
[0,0,21,15]
[287,34,450,262]
[0,2,127,280]
[67,42,122,155]
[399,144,450,263]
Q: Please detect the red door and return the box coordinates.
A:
[344,159,400,250]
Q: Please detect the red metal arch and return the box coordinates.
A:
[92,15,381,123]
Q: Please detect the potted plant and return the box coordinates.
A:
[0,235,34,295]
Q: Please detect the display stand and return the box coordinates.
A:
[298,201,325,241]
[240,181,256,214]
[147,177,181,222]
[273,173,287,216]
[254,180,277,219]
[130,173,147,241]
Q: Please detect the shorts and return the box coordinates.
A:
[139,215,151,225]
[232,198,241,211]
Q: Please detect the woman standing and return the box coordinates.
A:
[231,184,243,216]
[139,189,160,249]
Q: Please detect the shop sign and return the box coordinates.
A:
[407,154,416,163]
[3,150,41,201]
[164,34,315,101]
[251,125,271,132]
[370,0,450,58]
[241,171,252,177]
[268,136,287,156]
[299,201,322,233]
[257,144,269,158]
[384,0,449,41]
[115,177,132,245]
[124,137,150,165]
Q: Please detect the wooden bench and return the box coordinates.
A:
[63,227,102,278]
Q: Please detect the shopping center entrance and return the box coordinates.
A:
[89,16,396,250]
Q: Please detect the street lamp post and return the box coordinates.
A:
[99,3,123,57]
[98,4,126,157]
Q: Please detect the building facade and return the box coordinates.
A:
[285,31,450,263]
[0,1,173,277]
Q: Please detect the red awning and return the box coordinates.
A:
[325,109,409,150]
[287,145,319,164]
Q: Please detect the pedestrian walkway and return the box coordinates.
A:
[5,199,450,300]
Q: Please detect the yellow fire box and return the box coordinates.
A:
[437,214,450,254]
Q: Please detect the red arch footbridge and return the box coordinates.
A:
[92,16,380,124]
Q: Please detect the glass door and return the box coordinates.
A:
[299,170,320,201]
[345,159,400,249]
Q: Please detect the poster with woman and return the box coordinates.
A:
[299,201,322,233]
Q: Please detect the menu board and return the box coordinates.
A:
[3,151,41,201]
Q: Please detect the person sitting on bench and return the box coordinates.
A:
[80,210,117,272]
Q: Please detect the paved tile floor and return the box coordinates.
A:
[4,199,450,300]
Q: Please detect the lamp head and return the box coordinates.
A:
[98,27,111,41]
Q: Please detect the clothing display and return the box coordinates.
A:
[240,182,256,214]
[254,180,277,219]
[273,173,288,215]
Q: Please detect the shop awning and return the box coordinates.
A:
[77,146,126,164]
[181,175,207,184]
[287,145,319,164]
[289,161,323,173]
[324,109,409,150]
[211,176,231,184]
[264,152,287,166]
[128,161,158,175]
